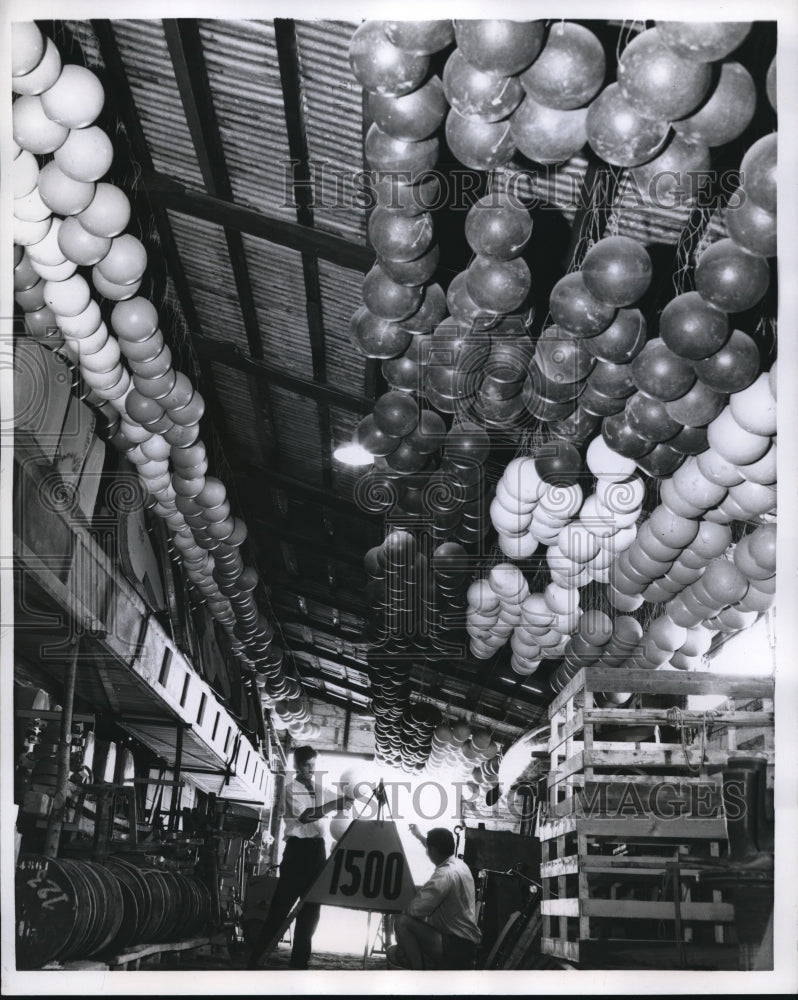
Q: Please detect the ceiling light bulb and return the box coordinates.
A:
[333,440,374,466]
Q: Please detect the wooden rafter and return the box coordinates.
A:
[143,170,375,273]
[163,18,278,478]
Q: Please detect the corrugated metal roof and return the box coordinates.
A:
[317,259,368,395]
[267,386,324,485]
[112,20,205,189]
[209,363,270,458]
[240,235,313,374]
[295,20,367,244]
[166,210,250,353]
[198,20,296,220]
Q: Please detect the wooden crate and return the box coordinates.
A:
[546,668,774,815]
[539,814,734,965]
[538,668,774,966]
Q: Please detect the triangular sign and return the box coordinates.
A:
[303,818,416,912]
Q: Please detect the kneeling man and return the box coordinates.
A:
[390,827,481,970]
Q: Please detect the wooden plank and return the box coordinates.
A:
[540,855,580,878]
[584,708,774,727]
[581,816,726,840]
[547,750,586,787]
[542,898,580,918]
[584,746,730,770]
[538,813,727,842]
[584,666,774,699]
[541,937,580,963]
[110,937,209,968]
[583,899,734,922]
[549,708,584,750]
[548,669,587,719]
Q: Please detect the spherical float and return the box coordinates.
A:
[740,133,777,215]
[583,308,646,364]
[454,19,545,76]
[55,215,110,266]
[12,36,61,96]
[581,236,652,308]
[629,134,711,207]
[445,108,516,171]
[693,329,760,393]
[368,206,434,264]
[617,27,711,121]
[383,20,454,55]
[40,64,105,128]
[664,380,726,427]
[362,265,424,321]
[13,95,69,154]
[365,123,439,178]
[348,21,429,97]
[43,274,91,317]
[74,182,130,238]
[631,338,695,401]
[465,193,532,260]
[729,374,776,437]
[601,412,655,459]
[586,434,637,481]
[92,267,141,301]
[442,49,523,122]
[369,75,447,141]
[724,189,776,258]
[14,184,50,223]
[112,297,159,342]
[510,95,588,165]
[373,391,419,437]
[586,83,670,167]
[673,62,756,148]
[695,238,770,314]
[519,21,605,110]
[350,308,412,361]
[636,443,685,478]
[534,440,582,486]
[54,126,114,182]
[656,21,752,62]
[12,22,45,77]
[706,408,770,467]
[550,272,617,336]
[96,234,148,285]
[356,413,401,457]
[699,559,749,606]
[648,505,699,549]
[465,255,531,314]
[381,244,439,289]
[13,150,39,199]
[766,56,776,112]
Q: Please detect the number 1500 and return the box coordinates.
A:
[328,849,404,900]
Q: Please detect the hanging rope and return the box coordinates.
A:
[665,706,718,775]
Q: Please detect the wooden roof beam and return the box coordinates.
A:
[143,170,375,274]
[197,337,374,413]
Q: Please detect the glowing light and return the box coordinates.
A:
[333,440,374,466]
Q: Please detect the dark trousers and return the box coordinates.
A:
[250,837,327,969]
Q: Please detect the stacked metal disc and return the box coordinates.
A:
[16,854,211,969]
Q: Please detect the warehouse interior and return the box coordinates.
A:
[4,10,792,989]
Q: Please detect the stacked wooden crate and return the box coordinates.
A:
[538,666,774,967]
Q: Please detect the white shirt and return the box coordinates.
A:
[282,774,337,840]
[406,855,482,944]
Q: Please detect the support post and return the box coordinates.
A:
[42,640,79,858]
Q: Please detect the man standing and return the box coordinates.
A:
[389,826,482,970]
[248,745,352,970]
